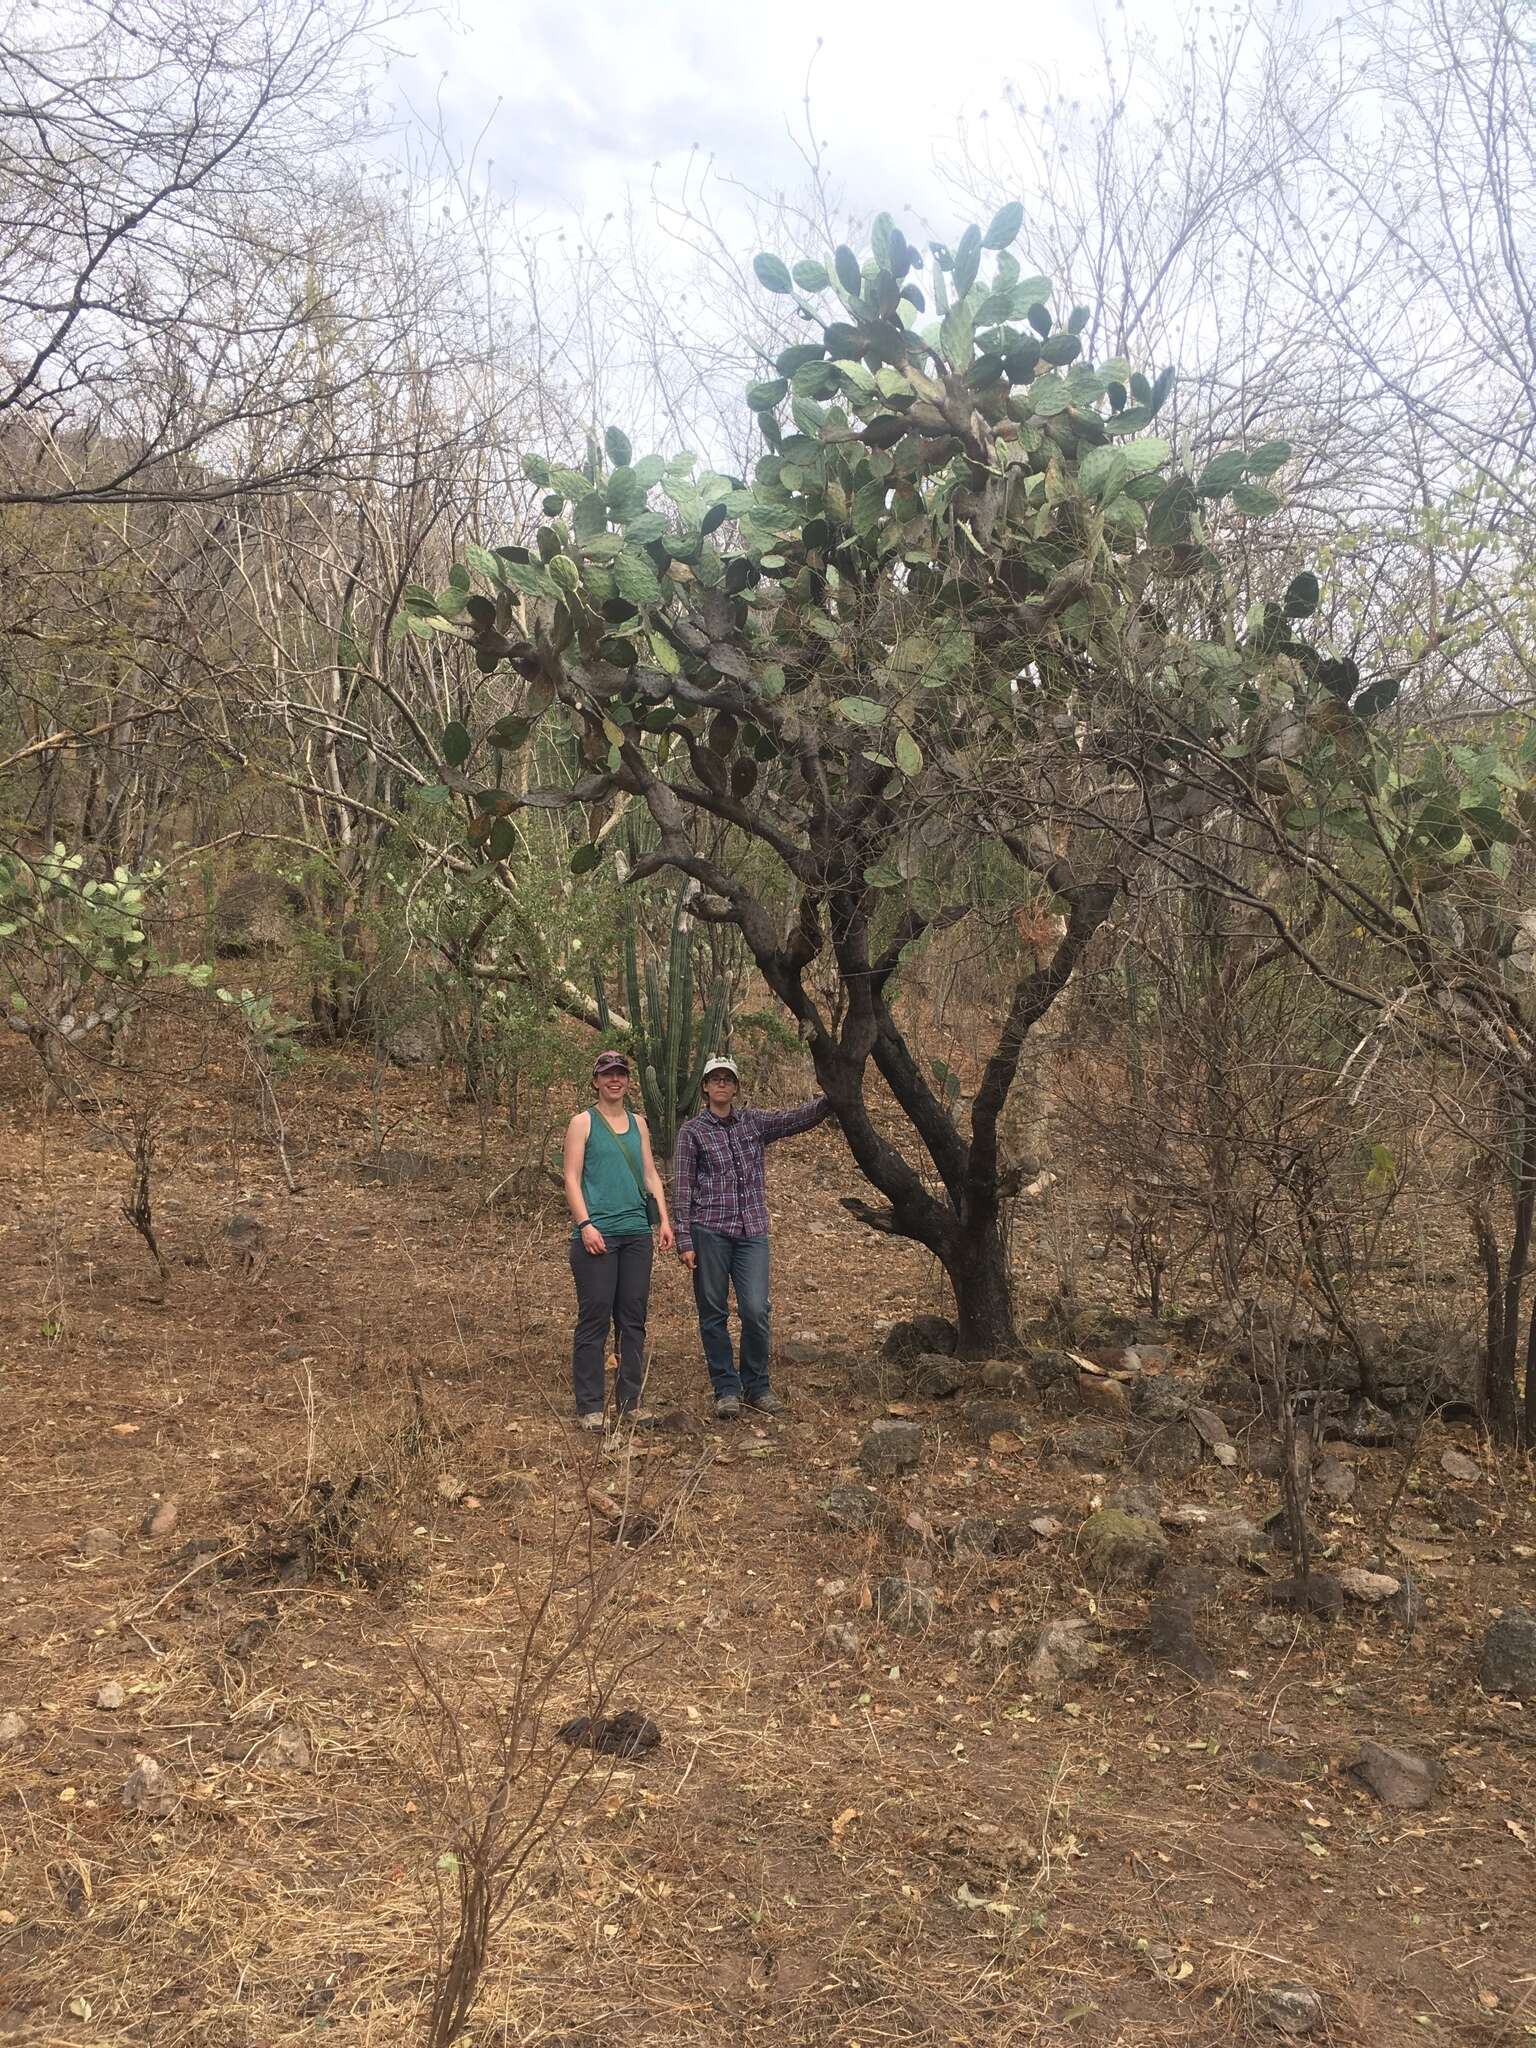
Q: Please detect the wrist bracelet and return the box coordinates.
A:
[576,1219,592,1230]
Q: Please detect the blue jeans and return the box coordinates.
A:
[691,1228,770,1400]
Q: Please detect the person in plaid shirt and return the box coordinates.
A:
[673,1054,833,1418]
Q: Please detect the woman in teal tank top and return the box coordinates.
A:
[560,1050,673,1428]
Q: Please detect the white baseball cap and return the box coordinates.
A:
[701,1054,739,1081]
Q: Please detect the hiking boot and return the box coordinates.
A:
[746,1390,787,1416]
[714,1395,742,1421]
[578,1411,605,1432]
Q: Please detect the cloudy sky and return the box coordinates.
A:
[395,0,1107,229]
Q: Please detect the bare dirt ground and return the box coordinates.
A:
[0,1025,1533,2048]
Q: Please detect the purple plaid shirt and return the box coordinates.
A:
[672,1097,832,1253]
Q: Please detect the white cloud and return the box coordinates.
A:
[393,0,1102,227]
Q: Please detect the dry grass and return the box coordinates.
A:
[0,1027,1533,2047]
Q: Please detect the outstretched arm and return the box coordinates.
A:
[754,1095,834,1145]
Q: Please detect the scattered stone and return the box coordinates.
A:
[382,1017,442,1069]
[1078,1508,1168,1587]
[874,1569,935,1635]
[820,1484,890,1532]
[1263,1507,1321,1557]
[121,1753,178,1818]
[1338,1397,1396,1447]
[1256,1981,1324,2036]
[1253,1612,1293,1646]
[1162,1505,1269,1564]
[0,1711,25,1744]
[1109,1480,1163,1523]
[1350,1740,1438,1810]
[435,1472,468,1504]
[557,1709,661,1759]
[948,1517,1002,1557]
[882,1316,957,1361]
[1125,1343,1174,1372]
[140,1499,179,1540]
[858,1420,924,1478]
[821,1622,861,1657]
[1027,1618,1105,1692]
[1339,1567,1400,1605]
[264,1723,312,1772]
[1146,1596,1217,1682]
[1134,1420,1203,1480]
[1048,1421,1126,1471]
[979,1359,1028,1394]
[912,1354,965,1399]
[1313,1456,1356,1504]
[96,1681,128,1712]
[1440,1448,1480,1483]
[1262,1573,1344,1617]
[1132,1375,1189,1426]
[1078,1374,1131,1417]
[1254,1435,1314,1485]
[1384,1575,1426,1629]
[1024,1347,1082,1410]
[79,1526,121,1560]
[1480,1607,1536,1700]
[960,1400,1028,1442]
[1189,1405,1238,1466]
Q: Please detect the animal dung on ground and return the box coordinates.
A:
[557,1709,661,1759]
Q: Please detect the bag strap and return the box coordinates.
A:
[588,1107,650,1204]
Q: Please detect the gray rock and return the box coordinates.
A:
[96,1681,128,1711]
[820,1485,889,1532]
[1480,1606,1536,1700]
[0,1711,25,1744]
[80,1525,121,1560]
[781,1338,821,1365]
[1189,1405,1238,1463]
[1078,1374,1131,1418]
[1313,1456,1356,1504]
[1350,1739,1438,1809]
[1133,1420,1203,1480]
[1338,1398,1396,1447]
[857,1420,924,1478]
[1146,1596,1217,1682]
[1384,1574,1426,1629]
[1256,1981,1324,2035]
[382,1017,442,1069]
[1027,1618,1105,1692]
[882,1316,957,1361]
[1078,1508,1168,1587]
[821,1622,862,1657]
[874,1570,935,1636]
[140,1498,179,1540]
[1132,1376,1189,1426]
[121,1752,178,1818]
[948,1517,1002,1557]
[1109,1480,1163,1522]
[264,1723,312,1772]
[1339,1567,1400,1604]
[1263,1573,1344,1617]
[912,1354,965,1399]
[1048,1421,1126,1470]
[961,1400,1028,1441]
[1162,1504,1269,1564]
[1440,1448,1480,1482]
[979,1358,1028,1394]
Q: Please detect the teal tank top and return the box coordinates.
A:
[574,1109,650,1238]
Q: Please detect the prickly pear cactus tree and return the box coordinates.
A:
[411,204,1391,1352]
[593,891,729,1155]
